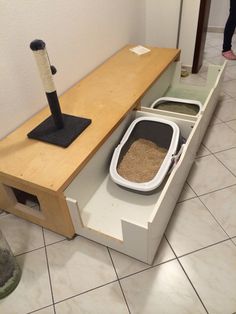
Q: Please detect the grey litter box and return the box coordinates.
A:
[109,116,184,193]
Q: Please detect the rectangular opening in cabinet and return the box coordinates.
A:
[65,111,195,241]
[8,186,40,210]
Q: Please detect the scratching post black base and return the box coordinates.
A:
[27,114,91,148]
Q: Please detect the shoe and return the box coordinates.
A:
[222,50,236,60]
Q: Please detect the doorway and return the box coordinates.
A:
[192,0,212,73]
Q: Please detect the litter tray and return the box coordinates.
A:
[109,116,182,193]
[150,97,202,116]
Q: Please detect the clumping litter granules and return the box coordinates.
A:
[117,138,167,183]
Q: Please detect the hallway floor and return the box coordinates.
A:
[1,32,236,314]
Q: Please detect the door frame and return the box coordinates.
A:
[192,0,212,73]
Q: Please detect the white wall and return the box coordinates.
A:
[0,0,144,139]
[208,0,229,29]
[145,0,181,48]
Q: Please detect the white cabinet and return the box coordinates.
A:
[65,61,226,264]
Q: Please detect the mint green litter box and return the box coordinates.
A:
[151,97,202,116]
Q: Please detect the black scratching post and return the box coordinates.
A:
[27,39,91,148]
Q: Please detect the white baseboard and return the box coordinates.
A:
[207,27,224,33]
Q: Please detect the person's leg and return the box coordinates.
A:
[223,0,236,52]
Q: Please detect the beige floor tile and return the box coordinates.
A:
[208,54,236,67]
[187,155,236,195]
[0,248,52,314]
[221,71,235,82]
[55,282,128,314]
[109,237,175,278]
[214,97,236,122]
[227,119,236,132]
[196,145,211,158]
[47,236,116,302]
[216,147,236,175]
[205,33,223,47]
[178,183,196,202]
[165,198,227,256]
[222,79,236,98]
[43,228,65,246]
[209,115,222,125]
[225,64,236,77]
[180,240,236,314]
[232,238,236,245]
[197,61,209,74]
[203,123,236,153]
[0,214,44,255]
[206,55,226,66]
[203,46,221,59]
[200,185,236,237]
[120,260,206,314]
[34,307,55,314]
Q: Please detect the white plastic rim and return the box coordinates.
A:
[150,97,202,115]
[109,116,180,192]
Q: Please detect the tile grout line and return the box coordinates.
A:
[53,279,118,306]
[107,248,131,314]
[198,197,232,239]
[230,238,236,247]
[26,280,121,313]
[177,195,198,204]
[175,237,232,259]
[177,180,197,204]
[26,305,54,314]
[226,123,236,134]
[188,181,236,198]
[177,259,209,314]
[14,245,46,257]
[42,228,57,314]
[110,258,177,282]
[164,237,209,314]
[198,138,236,157]
[213,152,236,178]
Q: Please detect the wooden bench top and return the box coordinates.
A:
[0,45,180,193]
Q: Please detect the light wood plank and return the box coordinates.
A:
[0,45,180,193]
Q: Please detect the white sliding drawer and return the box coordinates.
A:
[65,61,226,264]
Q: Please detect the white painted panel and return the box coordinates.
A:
[147,117,200,263]
[67,197,149,262]
[140,62,176,107]
[146,62,226,263]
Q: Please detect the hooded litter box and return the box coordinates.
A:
[109,116,181,193]
[151,97,202,116]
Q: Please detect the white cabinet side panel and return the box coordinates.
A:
[147,118,201,264]
[178,0,201,67]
